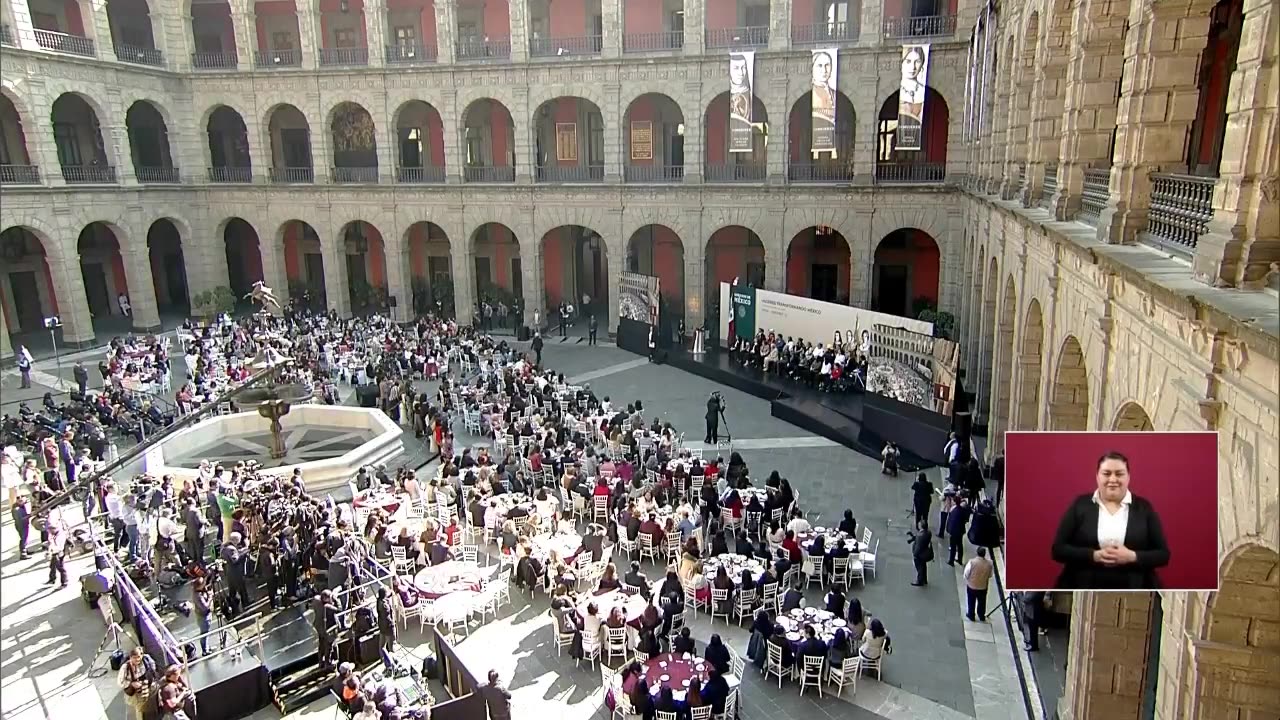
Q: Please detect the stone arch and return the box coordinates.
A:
[627,224,685,314]
[0,226,59,333]
[787,86,857,173]
[1049,334,1089,430]
[263,103,314,179]
[391,100,446,177]
[531,96,605,180]
[470,222,522,302]
[125,99,175,179]
[871,228,940,318]
[221,217,263,299]
[703,91,770,178]
[705,225,766,324]
[403,220,453,316]
[623,93,686,180]
[329,101,378,179]
[49,92,111,177]
[146,218,189,310]
[786,226,852,304]
[460,98,516,179]
[1012,298,1045,430]
[277,219,325,308]
[76,221,130,322]
[337,220,388,314]
[990,276,1018,449]
[205,104,252,180]
[1112,401,1155,431]
[538,224,609,322]
[875,86,950,174]
[0,87,36,169]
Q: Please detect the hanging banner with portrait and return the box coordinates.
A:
[810,48,839,154]
[728,51,756,153]
[896,43,930,151]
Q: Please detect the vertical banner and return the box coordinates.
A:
[730,284,756,339]
[728,51,756,153]
[896,44,930,151]
[810,48,839,154]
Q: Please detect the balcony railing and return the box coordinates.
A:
[875,162,946,184]
[788,163,855,184]
[792,21,860,44]
[208,166,252,183]
[536,164,604,182]
[115,43,164,66]
[704,163,767,183]
[623,31,683,53]
[1142,173,1215,255]
[397,166,446,183]
[0,164,41,184]
[331,166,379,183]
[386,43,437,64]
[1,24,14,46]
[882,14,958,39]
[463,165,515,183]
[705,26,769,49]
[456,37,511,61]
[1077,167,1111,226]
[270,166,314,183]
[255,48,302,68]
[624,165,685,183]
[61,165,116,184]
[136,166,180,183]
[530,35,602,57]
[319,46,369,66]
[1039,162,1059,209]
[192,51,238,69]
[34,29,95,56]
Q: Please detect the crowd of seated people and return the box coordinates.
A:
[729,329,869,393]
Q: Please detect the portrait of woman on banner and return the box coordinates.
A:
[729,53,753,123]
[897,45,929,127]
[810,50,837,127]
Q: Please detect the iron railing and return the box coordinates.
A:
[61,164,116,183]
[331,166,379,183]
[882,14,958,39]
[704,163,767,183]
[875,162,946,183]
[386,43,437,64]
[788,163,855,183]
[114,43,164,66]
[0,165,41,184]
[208,166,252,183]
[1142,173,1215,255]
[536,164,604,182]
[623,31,683,53]
[255,48,301,68]
[319,46,369,66]
[192,51,238,69]
[529,35,602,57]
[34,29,95,56]
[792,21,860,44]
[1039,162,1059,209]
[136,166,180,183]
[1,24,13,46]
[705,26,769,49]
[1077,167,1112,226]
[270,166,314,183]
[624,165,685,183]
[397,166,446,183]
[456,37,511,61]
[463,165,515,182]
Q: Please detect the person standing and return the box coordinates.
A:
[118,293,132,317]
[1020,591,1045,651]
[558,303,569,337]
[376,586,396,652]
[192,577,214,655]
[73,361,89,396]
[531,332,544,366]
[946,495,972,566]
[45,506,70,588]
[11,493,32,560]
[963,547,994,621]
[991,453,1005,507]
[16,346,33,388]
[703,393,720,445]
[313,590,339,669]
[182,497,206,566]
[908,520,933,587]
[588,313,598,346]
[911,472,934,530]
[480,670,512,720]
[117,647,157,720]
[220,532,251,613]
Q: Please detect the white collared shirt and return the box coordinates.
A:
[1093,489,1132,547]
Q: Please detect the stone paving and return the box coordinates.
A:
[0,336,1026,720]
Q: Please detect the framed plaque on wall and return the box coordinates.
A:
[555,123,578,161]
[630,121,653,160]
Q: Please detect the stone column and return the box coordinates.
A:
[364,0,387,67]
[767,77,788,184]
[511,87,532,184]
[601,0,621,58]
[509,0,529,62]
[683,81,703,184]
[848,211,873,302]
[1096,0,1215,245]
[259,235,289,316]
[683,214,705,331]
[1048,5,1127,220]
[434,0,456,63]
[323,243,352,318]
[102,114,134,184]
[84,0,116,58]
[604,209,624,334]
[153,6,190,71]
[450,229,474,324]
[229,0,257,67]
[1058,592,1155,720]
[520,234,543,327]
[184,221,227,300]
[858,0,881,46]
[985,35,1014,194]
[768,0,791,51]
[120,245,162,332]
[385,239,412,323]
[298,8,321,69]
[764,209,785,292]
[999,40,1034,200]
[683,0,704,53]
[0,304,11,362]
[437,95,462,184]
[50,253,96,347]
[7,0,38,52]
[1022,9,1071,206]
[604,83,623,182]
[308,94,330,183]
[1193,0,1280,287]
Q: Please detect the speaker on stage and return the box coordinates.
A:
[388,295,398,309]
[517,326,531,341]
[357,384,379,408]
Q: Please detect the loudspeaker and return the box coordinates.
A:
[357,385,379,408]
[388,295,398,308]
[517,326,531,342]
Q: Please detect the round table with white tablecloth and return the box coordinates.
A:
[354,489,402,515]
[412,560,496,599]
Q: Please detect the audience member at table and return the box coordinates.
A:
[672,626,696,654]
[625,561,651,599]
[573,602,603,658]
[767,521,785,550]
[747,609,773,668]
[780,576,805,612]
[704,634,732,674]
[779,479,796,509]
[582,525,606,562]
[846,597,867,636]
[798,625,828,667]
[655,685,679,716]
[631,678,655,720]
[515,545,544,591]
[767,623,796,668]
[781,531,802,563]
[755,564,779,596]
[773,548,792,579]
[709,526,730,557]
[786,507,812,535]
[639,512,666,546]
[859,618,890,662]
[637,627,661,659]
[676,509,699,542]
[678,539,701,583]
[598,562,622,592]
[639,602,662,634]
[807,533,827,560]
[660,591,684,638]
[499,520,519,554]
[824,536,852,580]
[711,566,735,613]
[838,510,858,536]
[824,588,846,616]
[702,667,730,715]
[827,628,853,666]
[659,568,682,599]
[605,605,628,632]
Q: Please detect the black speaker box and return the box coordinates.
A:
[357,385,379,408]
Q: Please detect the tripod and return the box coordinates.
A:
[717,408,733,444]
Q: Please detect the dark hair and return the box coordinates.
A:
[1097,451,1130,471]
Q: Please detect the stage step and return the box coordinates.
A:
[272,664,332,714]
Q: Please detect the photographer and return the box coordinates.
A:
[117,647,157,720]
[704,392,723,445]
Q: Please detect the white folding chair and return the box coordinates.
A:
[657,712,680,720]
[682,581,707,618]
[828,656,859,697]
[612,687,639,719]
[553,622,576,657]
[637,533,658,564]
[579,631,602,670]
[593,495,610,525]
[765,643,794,688]
[799,655,825,697]
[709,588,731,625]
[391,544,414,575]
[712,689,737,720]
[461,544,478,564]
[860,539,879,579]
[857,653,883,681]
[690,706,713,720]
[732,588,756,626]
[729,648,745,679]
[605,625,629,666]
[861,526,872,548]
[719,507,741,535]
[759,582,779,615]
[830,556,851,590]
[664,534,681,565]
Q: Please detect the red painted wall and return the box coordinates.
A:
[409,234,428,278]
[623,0,662,32]
[319,0,367,47]
[784,235,851,297]
[708,227,763,285]
[428,113,446,167]
[705,0,738,30]
[367,229,386,287]
[705,94,728,164]
[554,99,579,167]
[924,90,949,163]
[110,253,129,299]
[483,0,510,36]
[63,0,85,35]
[651,226,683,303]
[255,0,297,52]
[283,224,302,281]
[192,3,236,54]
[477,224,516,289]
[792,0,816,25]
[627,96,655,166]
[548,0,587,37]
[387,0,440,52]
[542,230,566,304]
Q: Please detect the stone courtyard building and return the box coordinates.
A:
[0,0,1276,716]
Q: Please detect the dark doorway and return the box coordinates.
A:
[163,255,188,307]
[8,271,42,331]
[82,262,111,317]
[876,265,908,316]
[474,257,492,293]
[282,129,311,167]
[511,258,523,299]
[811,264,838,303]
[347,253,367,289]
[304,253,325,304]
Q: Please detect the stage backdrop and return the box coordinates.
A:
[619,271,660,325]
[1003,431,1220,592]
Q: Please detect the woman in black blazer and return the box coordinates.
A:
[1050,452,1170,590]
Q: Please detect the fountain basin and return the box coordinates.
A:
[153,405,404,491]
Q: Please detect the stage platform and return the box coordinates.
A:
[660,348,952,467]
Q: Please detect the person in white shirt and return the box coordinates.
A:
[786,508,812,536]
[46,506,70,587]
[155,507,183,568]
[859,618,889,661]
